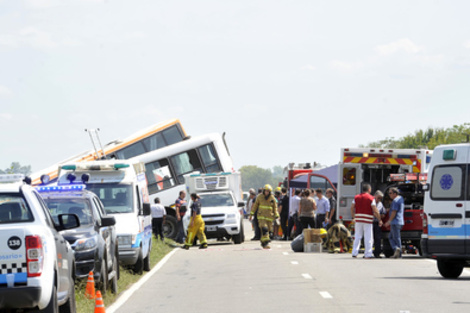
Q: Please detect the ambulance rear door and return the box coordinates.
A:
[338,163,362,221]
[426,146,469,255]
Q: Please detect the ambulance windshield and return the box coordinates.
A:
[199,193,234,207]
[87,184,133,214]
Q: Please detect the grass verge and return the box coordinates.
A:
[75,238,175,313]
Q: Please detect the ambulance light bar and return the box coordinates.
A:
[36,185,86,192]
[190,172,232,177]
[61,163,130,171]
[0,174,25,183]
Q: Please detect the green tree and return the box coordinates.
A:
[239,165,282,191]
[0,162,32,175]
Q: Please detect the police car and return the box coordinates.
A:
[37,183,119,295]
[0,174,79,312]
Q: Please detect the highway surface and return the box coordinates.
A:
[109,220,470,313]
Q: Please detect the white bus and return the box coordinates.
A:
[128,133,234,239]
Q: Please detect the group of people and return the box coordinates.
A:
[246,184,338,249]
[350,184,404,259]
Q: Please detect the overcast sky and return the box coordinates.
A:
[1,0,470,173]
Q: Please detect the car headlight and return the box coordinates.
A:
[118,235,137,246]
[74,235,98,251]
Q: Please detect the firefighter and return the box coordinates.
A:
[249,184,279,249]
[325,221,353,253]
[183,193,208,250]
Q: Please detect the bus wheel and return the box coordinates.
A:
[163,215,178,240]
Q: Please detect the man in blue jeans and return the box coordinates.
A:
[384,187,405,258]
[175,190,187,244]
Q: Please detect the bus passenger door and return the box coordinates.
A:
[338,163,362,221]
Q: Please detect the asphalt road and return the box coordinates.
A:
[109,220,470,313]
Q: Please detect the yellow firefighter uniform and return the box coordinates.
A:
[250,191,279,248]
[184,199,208,249]
[325,222,353,253]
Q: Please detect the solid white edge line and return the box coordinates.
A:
[107,249,178,313]
[320,291,333,299]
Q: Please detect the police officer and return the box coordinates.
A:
[249,184,279,249]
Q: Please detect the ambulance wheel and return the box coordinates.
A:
[437,259,464,279]
[133,249,144,275]
[41,285,58,313]
[143,244,151,272]
[163,215,178,240]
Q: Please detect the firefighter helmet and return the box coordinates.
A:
[274,186,282,193]
[263,184,273,192]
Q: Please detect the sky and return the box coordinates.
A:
[1,0,470,174]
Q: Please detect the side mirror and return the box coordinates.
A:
[142,203,151,216]
[57,214,80,231]
[422,183,430,192]
[101,216,116,227]
[238,202,245,208]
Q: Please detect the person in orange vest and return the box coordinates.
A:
[249,184,279,249]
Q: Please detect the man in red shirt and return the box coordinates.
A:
[350,184,382,258]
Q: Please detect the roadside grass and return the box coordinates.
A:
[75,237,176,313]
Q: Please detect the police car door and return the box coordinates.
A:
[427,148,468,254]
[338,163,362,221]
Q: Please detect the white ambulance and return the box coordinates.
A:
[421,143,470,278]
[57,160,153,275]
[184,172,245,244]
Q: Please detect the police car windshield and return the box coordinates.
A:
[199,193,234,207]
[0,194,33,224]
[44,198,94,226]
[86,184,133,214]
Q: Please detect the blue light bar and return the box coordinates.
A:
[36,185,86,192]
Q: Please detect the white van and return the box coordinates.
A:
[57,160,152,274]
[421,143,470,278]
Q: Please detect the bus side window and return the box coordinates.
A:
[143,133,165,151]
[162,125,184,145]
[171,150,203,184]
[198,144,221,173]
[145,160,176,194]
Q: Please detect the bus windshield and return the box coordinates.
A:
[199,193,234,208]
[87,184,134,214]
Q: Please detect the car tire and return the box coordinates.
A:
[99,257,108,295]
[40,284,58,313]
[437,259,464,279]
[59,275,76,313]
[163,215,178,240]
[233,223,243,244]
[133,248,144,275]
[110,253,118,294]
[143,243,151,272]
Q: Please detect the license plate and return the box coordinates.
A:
[206,226,217,232]
[439,220,455,227]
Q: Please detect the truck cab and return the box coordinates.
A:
[57,160,152,275]
[421,144,470,278]
[184,172,245,244]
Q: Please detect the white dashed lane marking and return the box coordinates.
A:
[302,273,313,280]
[291,261,299,265]
[282,252,289,256]
[320,291,333,299]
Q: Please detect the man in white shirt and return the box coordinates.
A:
[287,189,301,239]
[151,197,167,241]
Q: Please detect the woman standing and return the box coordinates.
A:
[299,189,316,233]
[183,193,208,250]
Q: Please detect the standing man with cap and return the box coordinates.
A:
[384,187,405,258]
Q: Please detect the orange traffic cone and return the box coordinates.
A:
[94,291,105,313]
[85,271,95,299]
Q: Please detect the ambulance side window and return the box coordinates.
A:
[430,164,466,201]
[343,167,356,186]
